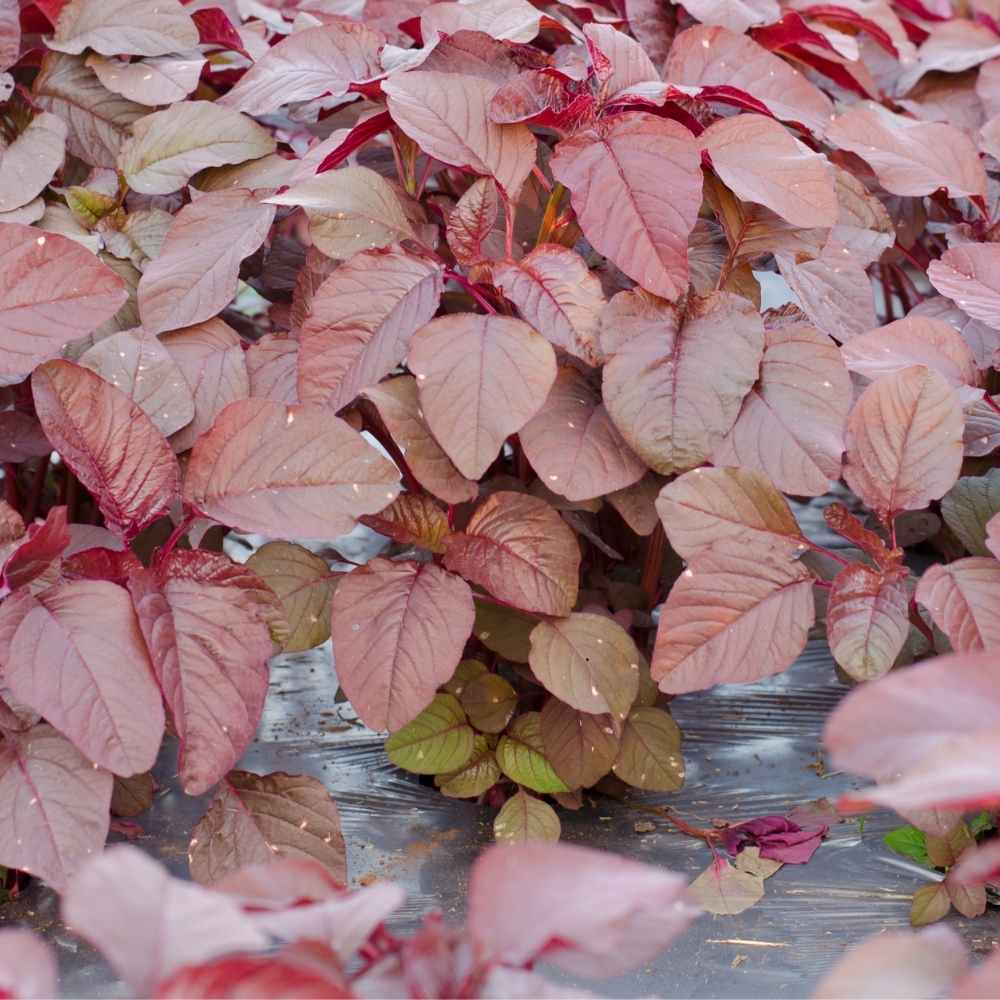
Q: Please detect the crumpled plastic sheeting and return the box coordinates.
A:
[6,502,998,998]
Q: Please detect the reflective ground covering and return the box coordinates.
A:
[7,501,1000,997]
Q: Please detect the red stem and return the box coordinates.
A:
[443,269,497,314]
[160,511,195,561]
[984,394,1000,418]
[530,164,552,193]
[804,539,850,567]
[640,523,666,610]
[909,598,937,653]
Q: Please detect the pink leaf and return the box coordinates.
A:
[0,930,58,1000]
[813,926,968,1000]
[360,376,477,504]
[988,512,1000,559]
[826,562,910,681]
[161,318,250,453]
[80,328,195,438]
[602,291,764,475]
[583,24,659,100]
[330,558,474,731]
[0,506,70,594]
[61,844,267,994]
[48,0,199,57]
[664,24,834,136]
[446,177,505,266]
[909,296,1000,372]
[519,366,645,502]
[0,580,164,775]
[0,223,128,380]
[0,723,111,891]
[493,245,606,365]
[683,0,780,33]
[467,842,699,976]
[384,71,536,198]
[298,248,443,411]
[951,838,1000,886]
[0,113,67,215]
[827,102,986,198]
[219,21,384,116]
[713,322,851,496]
[421,0,541,43]
[246,335,298,405]
[137,189,276,335]
[0,0,19,73]
[953,948,1000,1000]
[550,113,701,300]
[32,359,180,540]
[843,366,963,519]
[86,53,205,106]
[442,491,580,616]
[655,466,806,560]
[213,857,344,907]
[408,313,556,480]
[776,253,877,343]
[702,114,838,227]
[651,542,815,693]
[127,553,276,795]
[183,398,401,540]
[915,558,1000,653]
[928,244,1000,331]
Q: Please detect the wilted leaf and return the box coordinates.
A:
[519,366,646,502]
[183,398,401,540]
[0,581,164,775]
[362,376,478,504]
[0,724,111,892]
[0,114,67,214]
[299,248,442,411]
[689,858,764,915]
[330,558,473,732]
[161,318,249,453]
[613,706,684,791]
[438,734,501,798]
[459,672,517,733]
[928,244,1000,331]
[385,72,536,197]
[33,360,179,539]
[188,770,346,887]
[494,246,606,366]
[409,313,556,479]
[119,102,276,195]
[0,223,128,380]
[827,563,910,682]
[49,0,199,57]
[127,554,276,796]
[528,613,640,719]
[712,323,851,496]
[385,693,475,774]
[550,113,701,300]
[603,292,764,475]
[496,712,569,793]
[540,698,618,790]
[733,846,782,879]
[703,114,837,227]
[494,790,561,843]
[467,842,700,977]
[246,542,337,653]
[940,471,1000,557]
[80,328,195,437]
[219,22,385,116]
[86,53,204,106]
[827,102,986,198]
[843,366,964,519]
[111,771,153,818]
[652,542,814,693]
[138,189,276,335]
[62,845,266,994]
[915,559,1000,653]
[656,466,805,560]
[443,492,580,616]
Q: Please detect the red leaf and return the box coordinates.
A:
[467,842,700,976]
[0,930,58,1000]
[190,8,250,58]
[330,558,474,731]
[32,360,180,541]
[0,505,69,594]
[0,723,111,891]
[915,558,1000,653]
[928,244,1000,331]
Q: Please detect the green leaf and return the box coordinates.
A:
[969,810,994,838]
[613,706,685,791]
[883,826,931,867]
[460,672,517,733]
[496,713,570,793]
[493,788,561,843]
[443,658,488,698]
[437,735,501,798]
[385,694,475,775]
[910,882,951,926]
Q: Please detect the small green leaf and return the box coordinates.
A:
[969,810,994,838]
[493,789,561,843]
[460,672,517,733]
[437,735,501,798]
[910,882,951,926]
[883,826,931,867]
[443,658,488,698]
[613,706,684,791]
[385,694,475,775]
[496,713,569,793]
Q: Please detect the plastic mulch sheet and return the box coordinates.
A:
[6,500,999,998]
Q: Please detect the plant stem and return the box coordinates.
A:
[160,511,195,561]
[535,182,565,246]
[503,196,515,258]
[640,523,666,609]
[984,393,1000,417]
[443,269,497,314]
[804,538,850,567]
[530,164,552,193]
[24,455,49,522]
[909,598,937,654]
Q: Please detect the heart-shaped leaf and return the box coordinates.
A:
[540,697,618,790]
[613,706,684,791]
[493,789,561,843]
[496,712,569,793]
